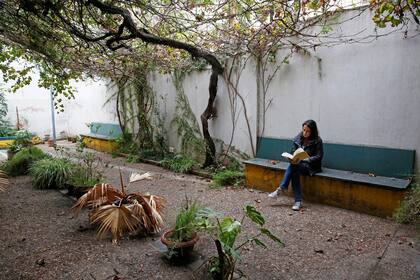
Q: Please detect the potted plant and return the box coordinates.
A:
[7,143,22,160]
[160,199,203,259]
[6,130,32,160]
[66,166,102,198]
[62,149,103,197]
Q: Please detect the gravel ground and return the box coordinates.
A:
[0,143,419,280]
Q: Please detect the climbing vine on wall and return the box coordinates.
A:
[171,70,206,163]
[113,66,168,155]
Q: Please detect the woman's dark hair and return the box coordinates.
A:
[302,119,319,140]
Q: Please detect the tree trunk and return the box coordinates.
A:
[201,69,220,167]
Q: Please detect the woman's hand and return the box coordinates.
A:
[290,158,300,165]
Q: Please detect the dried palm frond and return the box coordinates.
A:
[72,183,123,213]
[90,204,140,244]
[0,171,9,192]
[129,193,165,233]
[73,178,166,244]
[129,172,152,183]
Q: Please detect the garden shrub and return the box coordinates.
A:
[160,154,197,173]
[30,158,74,189]
[210,169,244,188]
[394,182,420,225]
[0,147,48,176]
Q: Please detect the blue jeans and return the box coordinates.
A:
[278,162,310,202]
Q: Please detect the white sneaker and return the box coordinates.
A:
[268,189,282,198]
[292,202,302,211]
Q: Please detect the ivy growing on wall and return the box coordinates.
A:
[112,66,168,156]
[171,70,206,163]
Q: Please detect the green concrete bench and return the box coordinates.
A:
[244,137,415,217]
[80,123,123,153]
[81,122,123,140]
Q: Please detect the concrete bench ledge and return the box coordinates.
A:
[244,158,410,217]
[244,158,411,190]
[80,123,122,153]
[80,133,119,141]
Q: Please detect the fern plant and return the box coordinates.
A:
[30,158,74,189]
[160,154,197,173]
[210,169,244,188]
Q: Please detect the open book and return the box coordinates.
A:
[281,148,310,162]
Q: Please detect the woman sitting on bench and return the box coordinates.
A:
[268,119,324,211]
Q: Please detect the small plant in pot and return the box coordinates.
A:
[161,199,204,260]
[7,142,22,160]
[58,148,104,197]
[66,166,102,197]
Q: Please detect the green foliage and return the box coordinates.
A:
[0,86,14,137]
[394,182,420,225]
[57,147,104,187]
[171,200,203,242]
[139,148,165,161]
[0,147,48,176]
[200,205,284,279]
[75,135,86,153]
[14,130,32,146]
[0,44,79,112]
[6,130,34,153]
[29,158,74,189]
[115,131,138,154]
[67,165,102,188]
[0,126,14,137]
[111,67,169,158]
[172,71,206,163]
[160,153,198,173]
[126,153,141,163]
[210,169,244,188]
[370,0,419,28]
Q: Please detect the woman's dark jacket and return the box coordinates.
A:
[291,133,323,176]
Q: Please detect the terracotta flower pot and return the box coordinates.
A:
[47,139,55,147]
[161,229,199,257]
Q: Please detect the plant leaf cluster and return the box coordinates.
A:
[0,146,49,176]
[394,182,420,226]
[29,158,74,189]
[160,153,198,173]
[196,205,284,279]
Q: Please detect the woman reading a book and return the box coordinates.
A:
[268,119,323,211]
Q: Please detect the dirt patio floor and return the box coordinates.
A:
[0,142,419,280]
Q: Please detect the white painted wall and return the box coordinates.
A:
[149,64,257,156]
[263,10,420,172]
[149,9,420,173]
[3,75,118,138]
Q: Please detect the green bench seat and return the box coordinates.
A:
[80,123,123,153]
[81,122,123,140]
[244,137,415,217]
